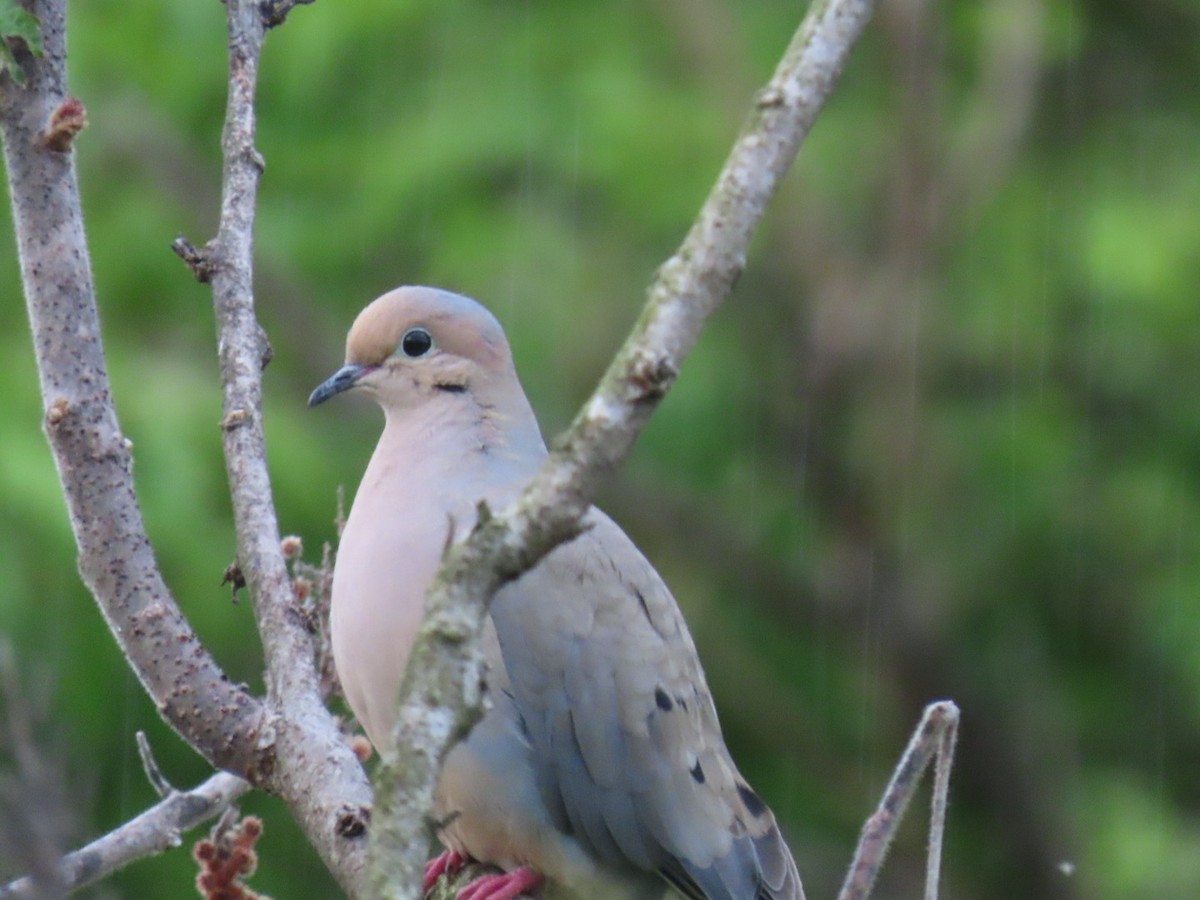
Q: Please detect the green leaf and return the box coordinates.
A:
[0,4,43,53]
[0,2,43,86]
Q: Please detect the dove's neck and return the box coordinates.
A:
[377,389,547,512]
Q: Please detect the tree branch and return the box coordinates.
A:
[191,0,373,889]
[368,0,879,895]
[0,771,250,899]
[3,0,371,892]
[0,0,265,778]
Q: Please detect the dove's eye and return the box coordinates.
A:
[399,327,434,358]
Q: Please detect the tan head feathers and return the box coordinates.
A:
[308,286,515,408]
[345,286,509,369]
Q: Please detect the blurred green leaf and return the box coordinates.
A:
[0,2,42,86]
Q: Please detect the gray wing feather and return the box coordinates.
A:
[490,509,804,899]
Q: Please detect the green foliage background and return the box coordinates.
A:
[3,1,1199,897]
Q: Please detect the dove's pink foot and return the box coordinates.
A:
[423,850,466,894]
[456,866,543,900]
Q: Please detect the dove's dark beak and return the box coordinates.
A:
[308,364,369,407]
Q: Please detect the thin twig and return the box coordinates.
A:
[205,0,372,889]
[136,731,175,799]
[924,703,960,900]
[837,700,960,900]
[368,0,879,895]
[211,0,296,708]
[0,771,251,899]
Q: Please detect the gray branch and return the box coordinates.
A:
[2,0,371,894]
[368,0,879,896]
[0,771,250,899]
[0,0,265,778]
[184,0,373,890]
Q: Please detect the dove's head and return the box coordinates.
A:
[308,286,521,415]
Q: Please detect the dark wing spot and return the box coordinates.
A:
[690,760,706,784]
[655,687,673,711]
[434,382,466,393]
[737,782,768,818]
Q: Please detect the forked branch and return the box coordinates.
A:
[2,0,371,892]
[0,0,265,779]
[838,700,961,900]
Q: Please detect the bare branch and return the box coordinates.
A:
[837,700,961,900]
[0,0,265,777]
[0,771,251,899]
[203,0,371,888]
[369,0,880,894]
[3,0,369,891]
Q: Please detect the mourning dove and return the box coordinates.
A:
[310,286,804,900]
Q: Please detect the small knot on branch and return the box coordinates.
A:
[627,351,677,403]
[334,804,371,839]
[44,397,69,427]
[246,148,266,173]
[172,236,217,283]
[39,96,88,152]
[221,408,251,432]
[755,87,786,109]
